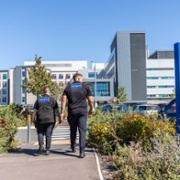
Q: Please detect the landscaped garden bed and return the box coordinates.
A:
[87,108,180,179]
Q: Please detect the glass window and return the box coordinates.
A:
[2,74,7,79]
[52,74,56,79]
[22,80,25,85]
[94,82,110,97]
[3,82,7,87]
[22,97,26,103]
[59,74,64,79]
[22,71,26,77]
[22,88,26,94]
[2,89,6,95]
[65,74,71,79]
[2,97,6,102]
[83,82,110,97]
[59,82,64,86]
[88,72,95,78]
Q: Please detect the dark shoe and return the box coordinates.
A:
[36,147,44,156]
[45,150,50,155]
[71,147,76,153]
[79,151,86,158]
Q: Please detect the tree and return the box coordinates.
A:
[22,55,60,98]
[170,88,175,99]
[116,86,127,103]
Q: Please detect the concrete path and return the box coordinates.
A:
[0,143,101,180]
[0,122,102,180]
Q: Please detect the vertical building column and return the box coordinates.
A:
[174,42,180,135]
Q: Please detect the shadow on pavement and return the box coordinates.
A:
[7,148,79,158]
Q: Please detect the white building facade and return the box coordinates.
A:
[146,50,175,100]
[0,37,177,105]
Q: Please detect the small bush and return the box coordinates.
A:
[116,114,175,146]
[112,135,180,179]
[87,122,114,154]
[0,105,21,154]
[87,108,122,154]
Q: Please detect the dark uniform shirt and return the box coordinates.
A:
[63,82,92,115]
[34,94,58,124]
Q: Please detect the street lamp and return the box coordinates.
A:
[91,60,98,108]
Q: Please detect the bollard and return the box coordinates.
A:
[27,114,31,143]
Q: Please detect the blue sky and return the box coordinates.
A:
[1,0,180,70]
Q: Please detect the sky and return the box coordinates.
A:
[1,0,180,70]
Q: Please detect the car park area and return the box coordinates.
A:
[132,104,160,116]
[101,104,128,113]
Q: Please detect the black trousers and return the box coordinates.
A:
[37,122,55,150]
[68,113,87,151]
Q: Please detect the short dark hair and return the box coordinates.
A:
[73,73,83,81]
[43,85,50,94]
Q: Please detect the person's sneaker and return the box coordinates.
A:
[79,151,86,158]
[45,150,50,155]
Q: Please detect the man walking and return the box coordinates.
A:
[32,85,61,155]
[61,73,94,158]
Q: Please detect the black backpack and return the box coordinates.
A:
[37,96,55,123]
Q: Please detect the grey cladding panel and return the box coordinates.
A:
[130,33,147,101]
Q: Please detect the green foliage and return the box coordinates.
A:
[88,122,114,154]
[19,109,33,127]
[112,135,180,179]
[116,114,175,146]
[113,142,146,180]
[88,109,176,154]
[0,105,21,154]
[116,86,127,103]
[88,109,178,179]
[87,108,125,154]
[7,103,33,127]
[170,88,175,99]
[22,55,60,98]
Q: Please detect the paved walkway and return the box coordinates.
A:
[0,122,102,180]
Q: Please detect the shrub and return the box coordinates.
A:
[112,135,180,179]
[19,109,33,126]
[0,105,21,154]
[88,110,176,154]
[87,122,114,154]
[116,114,175,147]
[87,108,122,154]
[88,108,178,179]
[112,142,146,180]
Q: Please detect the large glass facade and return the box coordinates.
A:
[84,82,110,97]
